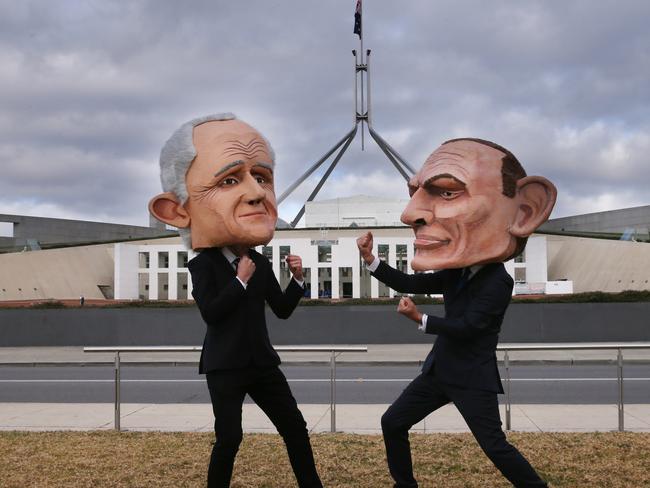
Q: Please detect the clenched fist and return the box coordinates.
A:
[236,255,256,284]
[356,231,375,265]
[397,296,422,324]
[286,254,303,281]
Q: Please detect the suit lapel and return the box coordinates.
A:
[206,248,237,278]
[450,268,467,300]
[449,264,496,302]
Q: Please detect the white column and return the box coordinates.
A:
[332,265,340,299]
[168,251,178,300]
[370,243,379,298]
[352,256,361,299]
[272,244,280,278]
[388,243,397,298]
[310,269,318,299]
[187,250,195,300]
[149,251,158,300]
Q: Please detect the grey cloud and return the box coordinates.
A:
[0,0,648,225]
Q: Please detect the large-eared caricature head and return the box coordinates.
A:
[149,114,278,250]
[403,138,557,270]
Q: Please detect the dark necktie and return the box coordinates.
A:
[456,267,472,293]
[232,257,240,271]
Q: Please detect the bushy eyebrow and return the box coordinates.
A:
[254,162,274,173]
[213,161,274,178]
[214,161,244,177]
[423,173,466,187]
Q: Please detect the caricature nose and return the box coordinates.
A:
[243,174,266,204]
[401,188,432,227]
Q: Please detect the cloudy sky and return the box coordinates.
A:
[1,0,648,229]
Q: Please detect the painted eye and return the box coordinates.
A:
[440,190,462,200]
[221,177,238,186]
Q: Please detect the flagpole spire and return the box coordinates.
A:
[356,0,365,149]
[277,1,415,226]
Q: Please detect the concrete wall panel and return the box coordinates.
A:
[1,303,649,347]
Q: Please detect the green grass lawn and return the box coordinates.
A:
[2,432,650,487]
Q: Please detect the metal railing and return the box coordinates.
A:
[498,342,650,432]
[84,345,367,432]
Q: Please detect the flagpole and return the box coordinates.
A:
[276,0,415,225]
[359,0,364,150]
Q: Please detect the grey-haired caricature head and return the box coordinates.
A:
[149,113,278,250]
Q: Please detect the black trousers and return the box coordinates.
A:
[206,365,322,488]
[381,370,547,488]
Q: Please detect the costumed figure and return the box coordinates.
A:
[357,138,556,488]
[150,113,322,488]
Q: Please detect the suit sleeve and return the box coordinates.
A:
[424,275,513,339]
[189,256,246,325]
[371,260,446,294]
[264,259,304,319]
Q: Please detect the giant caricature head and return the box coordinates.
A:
[149,114,278,250]
[403,138,557,271]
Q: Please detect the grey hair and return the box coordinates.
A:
[157,112,275,248]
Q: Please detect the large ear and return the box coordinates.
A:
[510,176,557,238]
[148,192,191,229]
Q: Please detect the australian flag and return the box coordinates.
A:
[354,0,362,38]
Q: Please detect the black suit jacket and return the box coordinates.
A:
[372,261,513,393]
[188,247,304,374]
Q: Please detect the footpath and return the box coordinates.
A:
[1,345,649,433]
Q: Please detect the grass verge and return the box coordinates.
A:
[2,431,650,487]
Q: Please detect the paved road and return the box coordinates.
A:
[1,364,649,404]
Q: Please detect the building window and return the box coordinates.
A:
[158,273,169,299]
[514,268,526,283]
[514,250,525,263]
[339,267,353,298]
[396,244,408,272]
[177,273,188,300]
[378,244,389,262]
[158,252,169,269]
[318,268,332,298]
[138,273,149,299]
[262,246,273,263]
[359,256,371,299]
[302,268,312,298]
[279,246,291,288]
[139,252,150,269]
[177,251,188,268]
[279,246,291,268]
[318,245,331,263]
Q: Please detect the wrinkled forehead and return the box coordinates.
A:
[193,119,273,164]
[415,140,504,186]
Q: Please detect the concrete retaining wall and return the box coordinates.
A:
[1,303,649,347]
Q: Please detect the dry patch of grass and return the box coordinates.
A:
[1,431,649,487]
